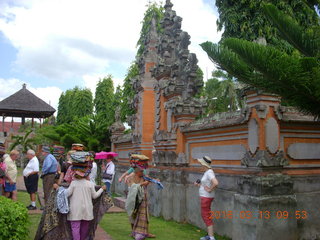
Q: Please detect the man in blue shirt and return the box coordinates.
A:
[41,146,58,204]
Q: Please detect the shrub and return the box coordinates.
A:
[0,196,29,240]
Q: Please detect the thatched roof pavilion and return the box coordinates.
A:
[0,84,55,131]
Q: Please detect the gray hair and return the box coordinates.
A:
[27,149,36,156]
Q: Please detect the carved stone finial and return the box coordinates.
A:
[164,0,173,9]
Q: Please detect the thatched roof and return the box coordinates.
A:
[0,84,55,118]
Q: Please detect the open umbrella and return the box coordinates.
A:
[95,151,118,159]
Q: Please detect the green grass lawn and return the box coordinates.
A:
[100,213,230,240]
[17,191,230,240]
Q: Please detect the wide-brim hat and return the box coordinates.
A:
[130,154,149,161]
[197,156,212,169]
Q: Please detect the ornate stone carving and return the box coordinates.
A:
[152,150,178,166]
[241,150,288,167]
[254,104,268,119]
[152,0,204,103]
[109,106,125,138]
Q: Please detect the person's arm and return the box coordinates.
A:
[119,171,128,182]
[124,172,135,184]
[66,182,75,197]
[4,161,14,184]
[57,172,65,185]
[42,157,50,175]
[5,173,14,184]
[140,181,150,187]
[91,183,106,199]
[204,177,218,193]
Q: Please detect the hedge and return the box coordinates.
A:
[0,196,29,240]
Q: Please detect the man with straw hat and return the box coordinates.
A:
[194,156,219,240]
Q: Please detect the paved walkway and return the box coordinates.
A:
[16,175,119,240]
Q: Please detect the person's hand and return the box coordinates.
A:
[124,176,130,184]
[194,182,200,187]
[9,180,14,185]
[118,177,123,183]
[101,185,107,191]
[53,183,59,190]
[204,186,211,193]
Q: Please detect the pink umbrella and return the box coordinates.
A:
[95,151,118,159]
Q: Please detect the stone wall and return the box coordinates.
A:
[113,165,320,240]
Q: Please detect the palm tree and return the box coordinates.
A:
[9,130,35,167]
[205,70,244,114]
[201,3,320,117]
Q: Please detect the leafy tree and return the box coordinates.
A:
[204,70,244,114]
[9,130,35,167]
[73,87,93,118]
[57,87,93,124]
[9,130,35,152]
[94,75,116,126]
[215,0,320,52]
[201,3,320,117]
[137,2,164,56]
[120,63,138,122]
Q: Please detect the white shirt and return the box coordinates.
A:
[199,169,216,198]
[89,162,97,184]
[67,179,103,221]
[23,156,39,177]
[102,161,115,183]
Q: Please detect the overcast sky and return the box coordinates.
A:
[0,0,222,110]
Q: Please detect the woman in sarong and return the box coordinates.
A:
[126,167,156,240]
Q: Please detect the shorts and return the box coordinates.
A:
[200,196,214,226]
[4,182,16,192]
[24,174,39,194]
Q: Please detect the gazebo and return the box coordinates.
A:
[0,83,55,133]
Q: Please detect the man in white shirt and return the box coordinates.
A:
[23,149,39,210]
[102,156,115,195]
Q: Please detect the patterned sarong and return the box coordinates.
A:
[132,187,149,240]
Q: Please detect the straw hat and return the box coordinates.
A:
[197,156,212,169]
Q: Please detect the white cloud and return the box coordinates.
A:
[0,78,62,111]
[0,0,221,86]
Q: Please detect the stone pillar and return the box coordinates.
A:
[232,175,297,240]
[242,89,287,167]
[234,90,297,240]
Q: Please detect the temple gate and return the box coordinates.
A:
[110,1,320,239]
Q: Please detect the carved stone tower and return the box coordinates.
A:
[129,17,159,159]
[152,0,206,166]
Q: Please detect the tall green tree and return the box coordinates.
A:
[57,87,93,124]
[94,75,115,126]
[201,2,320,117]
[215,0,320,51]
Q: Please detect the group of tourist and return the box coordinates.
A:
[0,144,219,240]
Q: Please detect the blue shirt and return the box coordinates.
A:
[42,154,58,175]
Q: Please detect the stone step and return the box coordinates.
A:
[113,196,126,209]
